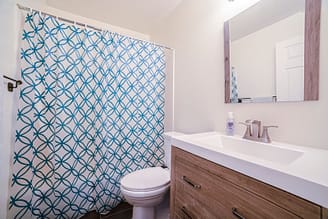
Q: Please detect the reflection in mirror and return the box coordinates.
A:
[224,0,321,104]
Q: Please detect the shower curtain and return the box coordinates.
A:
[230,66,238,103]
[9,12,166,218]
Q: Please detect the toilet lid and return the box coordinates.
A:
[120,167,170,192]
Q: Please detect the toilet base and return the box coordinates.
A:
[132,206,155,219]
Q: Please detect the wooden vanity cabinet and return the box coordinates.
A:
[170,146,327,219]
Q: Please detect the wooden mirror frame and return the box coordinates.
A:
[224,0,321,103]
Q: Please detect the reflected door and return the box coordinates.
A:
[275,36,304,101]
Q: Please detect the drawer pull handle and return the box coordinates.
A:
[182,176,201,189]
[181,206,193,219]
[232,208,245,219]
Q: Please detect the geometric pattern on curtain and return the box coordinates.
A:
[9,12,166,218]
[230,66,238,103]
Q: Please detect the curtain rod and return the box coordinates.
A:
[16,3,174,51]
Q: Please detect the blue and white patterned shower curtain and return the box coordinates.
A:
[230,66,238,103]
[9,12,166,218]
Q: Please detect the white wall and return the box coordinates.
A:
[151,0,328,149]
[164,49,175,132]
[231,12,304,98]
[0,1,24,218]
[0,1,152,218]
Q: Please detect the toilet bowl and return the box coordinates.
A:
[120,132,184,219]
[120,167,170,219]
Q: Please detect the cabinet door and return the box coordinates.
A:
[323,208,328,219]
[174,192,219,219]
[171,147,322,219]
[174,158,299,219]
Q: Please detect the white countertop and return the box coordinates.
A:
[171,132,328,208]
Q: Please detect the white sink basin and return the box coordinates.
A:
[191,133,304,165]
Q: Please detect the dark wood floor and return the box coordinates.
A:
[80,202,133,219]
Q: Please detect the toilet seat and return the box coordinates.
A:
[120,167,170,192]
[120,184,170,199]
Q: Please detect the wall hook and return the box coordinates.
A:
[3,75,23,92]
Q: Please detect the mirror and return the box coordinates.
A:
[224,0,321,103]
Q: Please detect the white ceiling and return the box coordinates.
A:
[230,0,305,41]
[46,0,183,34]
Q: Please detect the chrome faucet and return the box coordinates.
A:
[240,120,278,143]
[246,119,261,138]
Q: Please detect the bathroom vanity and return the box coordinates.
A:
[170,133,328,219]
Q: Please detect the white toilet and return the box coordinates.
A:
[120,132,183,219]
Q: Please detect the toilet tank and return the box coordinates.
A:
[163,132,184,169]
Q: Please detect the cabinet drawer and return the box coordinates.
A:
[174,159,299,219]
[171,147,322,219]
[174,191,218,219]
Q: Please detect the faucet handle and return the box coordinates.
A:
[240,122,251,125]
[263,125,278,129]
[261,125,278,143]
[239,122,252,138]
